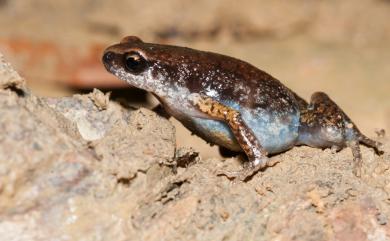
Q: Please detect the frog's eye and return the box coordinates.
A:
[124,51,147,74]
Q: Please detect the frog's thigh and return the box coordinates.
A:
[192,95,271,180]
[299,91,383,177]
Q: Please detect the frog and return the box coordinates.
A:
[102,36,383,181]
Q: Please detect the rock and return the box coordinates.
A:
[0,53,26,91]
[0,54,176,240]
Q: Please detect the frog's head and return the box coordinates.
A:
[102,36,156,91]
[103,36,194,96]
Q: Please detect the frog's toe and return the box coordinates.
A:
[353,162,362,177]
[352,156,363,177]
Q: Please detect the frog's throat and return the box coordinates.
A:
[111,66,156,92]
[111,65,193,106]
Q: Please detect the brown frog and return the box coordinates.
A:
[102,36,383,181]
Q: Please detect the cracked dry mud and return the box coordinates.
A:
[0,53,389,241]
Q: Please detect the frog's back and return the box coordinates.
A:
[156,45,302,153]
[149,43,299,113]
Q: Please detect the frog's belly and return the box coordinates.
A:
[181,110,300,154]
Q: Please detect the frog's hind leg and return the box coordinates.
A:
[298,92,383,176]
[191,94,271,181]
[358,134,383,154]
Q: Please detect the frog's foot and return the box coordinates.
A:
[350,135,384,177]
[191,94,270,181]
[299,92,384,177]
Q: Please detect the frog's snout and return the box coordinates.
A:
[102,51,115,65]
[102,51,117,73]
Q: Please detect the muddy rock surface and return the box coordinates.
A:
[1,54,390,241]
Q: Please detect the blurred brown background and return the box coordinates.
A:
[0,0,389,158]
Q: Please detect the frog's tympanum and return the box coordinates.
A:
[103,36,383,181]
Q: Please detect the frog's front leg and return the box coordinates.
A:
[190,94,271,181]
[298,92,383,177]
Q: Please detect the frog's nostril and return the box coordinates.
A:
[103,51,114,63]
